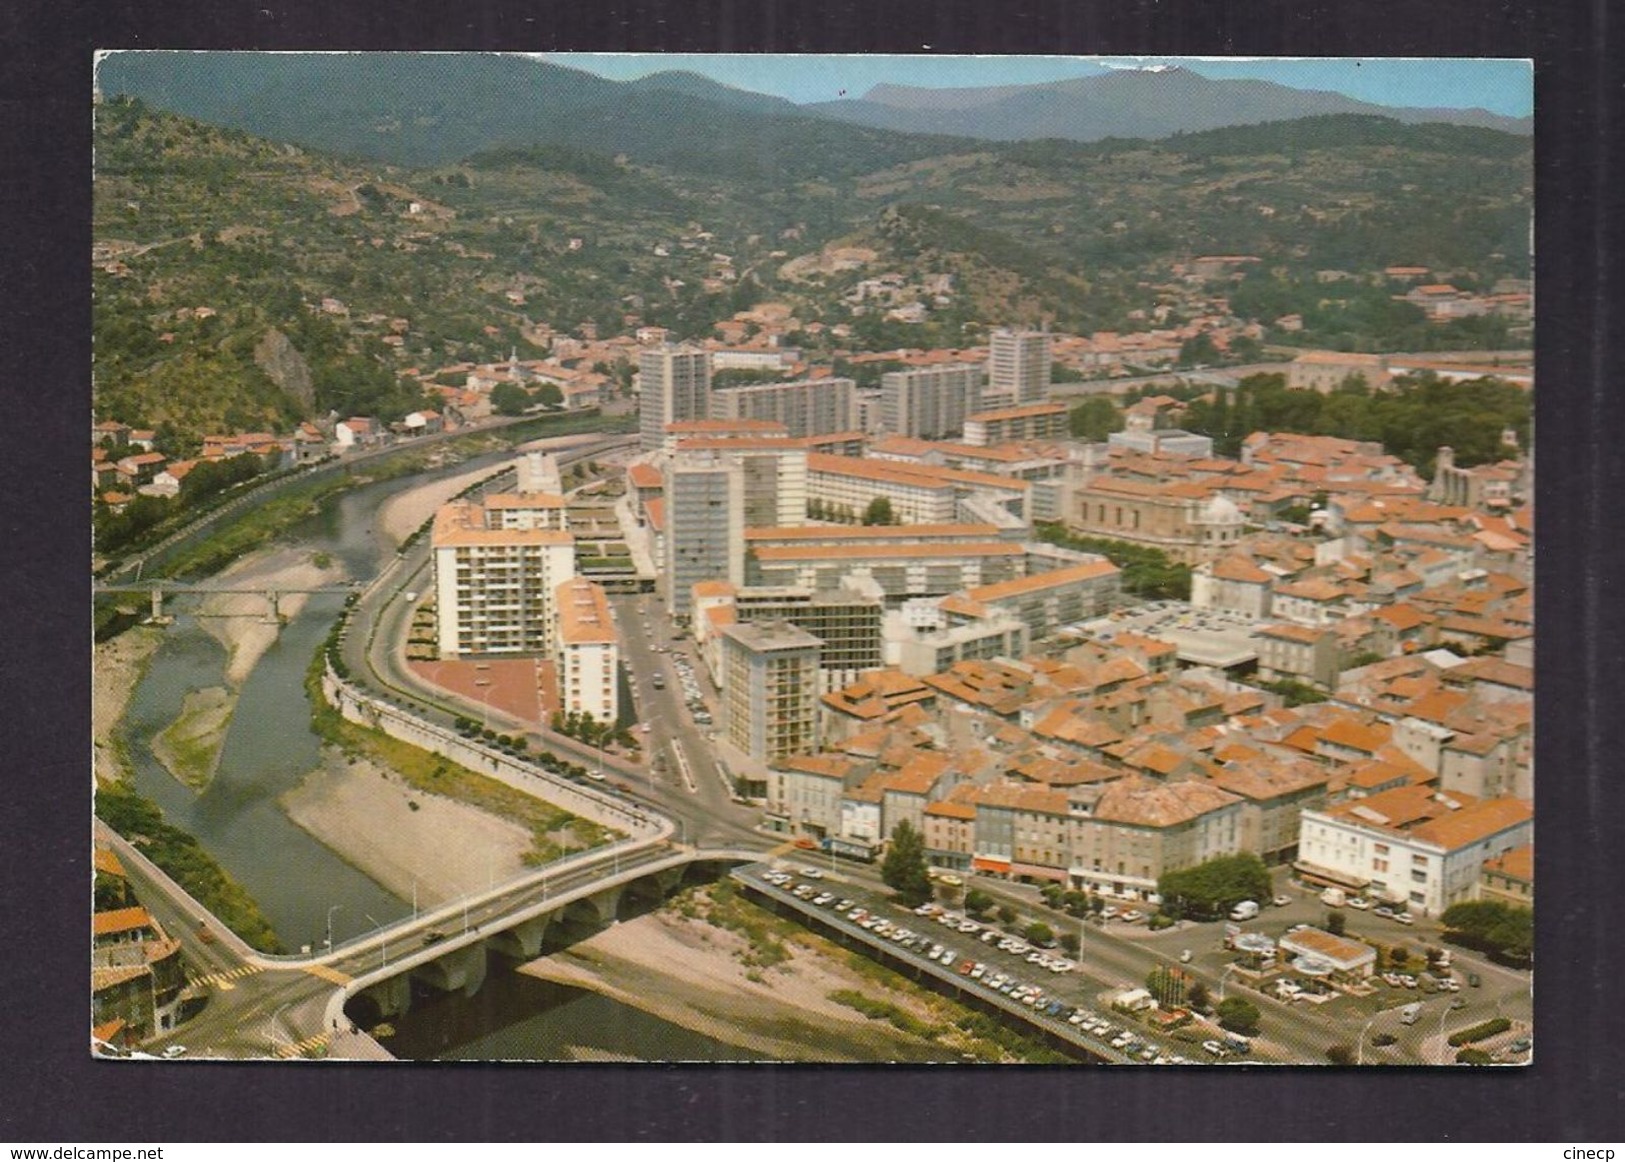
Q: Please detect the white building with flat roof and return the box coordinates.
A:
[721,620,821,763]
[433,500,577,658]
[554,577,619,724]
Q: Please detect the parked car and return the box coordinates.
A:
[162,1045,188,1059]
[1394,913,1415,926]
[1347,896,1371,910]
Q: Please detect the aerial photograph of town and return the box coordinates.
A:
[90,51,1535,1067]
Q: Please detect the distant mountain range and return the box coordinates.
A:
[807,67,1532,141]
[95,53,1530,171]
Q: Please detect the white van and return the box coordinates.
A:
[1229,900,1260,921]
[1320,887,1347,908]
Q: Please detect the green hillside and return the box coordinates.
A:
[93,96,1531,446]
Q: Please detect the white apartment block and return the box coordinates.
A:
[669,439,808,529]
[1296,785,1532,916]
[987,327,1053,405]
[639,344,712,451]
[554,577,620,725]
[710,376,856,438]
[433,501,577,658]
[879,363,985,440]
[962,401,1069,446]
[720,620,821,763]
[664,459,746,619]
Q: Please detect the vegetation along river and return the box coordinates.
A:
[113,451,522,950]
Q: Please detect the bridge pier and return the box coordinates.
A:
[413,943,488,998]
[358,973,413,1020]
[486,915,550,961]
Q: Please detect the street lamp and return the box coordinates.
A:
[325,905,342,953]
[1218,962,1238,1001]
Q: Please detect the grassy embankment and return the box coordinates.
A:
[303,649,615,864]
[672,881,1075,1063]
[94,779,284,953]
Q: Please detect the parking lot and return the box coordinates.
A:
[739,863,1250,1065]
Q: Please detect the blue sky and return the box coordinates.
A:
[538,54,1532,117]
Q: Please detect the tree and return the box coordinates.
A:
[1024,921,1055,947]
[862,496,896,526]
[963,889,994,918]
[1215,997,1261,1036]
[1146,966,1188,1008]
[1187,980,1212,1014]
[1326,1043,1355,1065]
[1440,900,1533,962]
[1326,910,1347,937]
[1068,396,1122,441]
[1059,932,1081,956]
[997,904,1018,925]
[490,381,532,416]
[1157,854,1272,921]
[535,382,564,408]
[880,819,931,907]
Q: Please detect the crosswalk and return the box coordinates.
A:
[301,962,352,985]
[187,963,264,992]
[273,1030,333,1059]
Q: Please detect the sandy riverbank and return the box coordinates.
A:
[198,546,347,686]
[92,627,166,784]
[282,751,533,906]
[517,902,968,1062]
[375,460,513,548]
[150,685,236,790]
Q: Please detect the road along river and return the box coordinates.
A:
[111,446,546,951]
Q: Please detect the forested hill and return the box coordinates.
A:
[93,92,1531,448]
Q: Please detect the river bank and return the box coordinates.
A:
[93,626,165,784]
[514,884,1056,1064]
[198,546,347,686]
[282,751,533,907]
[150,685,236,789]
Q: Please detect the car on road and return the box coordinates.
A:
[1373,905,1395,918]
[1272,895,1292,908]
[1450,996,1468,1010]
[1468,973,1482,988]
[1509,1037,1531,1053]
[162,1045,188,1059]
[1179,949,1193,963]
[799,867,823,879]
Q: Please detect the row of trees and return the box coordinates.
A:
[1178,372,1531,473]
[1440,900,1533,963]
[1033,523,1193,600]
[549,709,635,751]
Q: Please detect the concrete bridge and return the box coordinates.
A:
[328,842,762,1031]
[93,580,360,622]
[140,837,769,1059]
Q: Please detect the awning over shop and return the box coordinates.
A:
[972,856,1012,875]
[1292,860,1370,891]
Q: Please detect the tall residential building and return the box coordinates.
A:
[879,363,985,440]
[725,584,885,694]
[433,500,577,657]
[554,577,620,725]
[669,438,808,529]
[639,344,712,451]
[987,327,1053,405]
[710,376,856,438]
[664,458,745,619]
[720,620,821,763]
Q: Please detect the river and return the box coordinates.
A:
[114,450,522,950]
